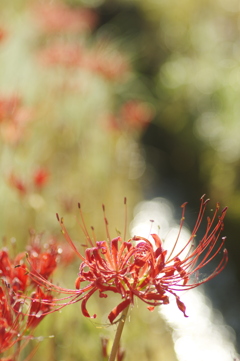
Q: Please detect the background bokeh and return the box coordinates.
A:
[1,0,240,360]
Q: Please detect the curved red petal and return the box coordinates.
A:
[108,299,131,324]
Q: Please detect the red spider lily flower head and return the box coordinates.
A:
[84,43,129,81]
[0,96,21,122]
[27,196,228,325]
[0,27,7,43]
[120,100,155,129]
[0,234,61,295]
[24,233,61,281]
[7,168,49,197]
[33,168,49,189]
[0,280,52,358]
[0,95,33,144]
[0,281,29,354]
[8,173,27,196]
[38,43,83,68]
[33,2,98,34]
[26,287,53,330]
[104,101,155,133]
[0,249,28,294]
[0,240,58,359]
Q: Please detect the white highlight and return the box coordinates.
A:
[131,197,239,361]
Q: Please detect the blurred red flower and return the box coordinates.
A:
[105,100,155,132]
[120,100,155,129]
[0,27,7,42]
[33,2,98,34]
[33,168,49,189]
[85,46,129,81]
[38,43,83,67]
[0,95,33,144]
[8,168,49,196]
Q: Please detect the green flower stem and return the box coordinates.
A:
[108,305,129,361]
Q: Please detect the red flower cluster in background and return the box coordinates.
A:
[0,95,33,144]
[38,42,83,68]
[33,2,98,34]
[0,235,63,357]
[8,168,49,196]
[106,100,155,132]
[0,27,6,42]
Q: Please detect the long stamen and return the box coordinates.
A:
[102,204,111,241]
[56,214,84,261]
[166,202,187,262]
[78,203,94,247]
[123,197,127,242]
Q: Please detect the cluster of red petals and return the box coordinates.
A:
[0,237,61,357]
[37,40,129,81]
[0,95,33,144]
[26,287,53,329]
[8,168,49,196]
[29,196,228,325]
[32,169,50,189]
[106,100,155,131]
[25,236,60,280]
[120,101,155,129]
[85,47,129,81]
[0,282,25,355]
[0,96,22,122]
[33,2,98,34]
[38,43,83,67]
[0,27,7,42]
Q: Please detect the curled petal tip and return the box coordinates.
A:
[203,198,210,205]
[176,297,188,317]
[223,248,228,258]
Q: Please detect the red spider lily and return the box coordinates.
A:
[0,249,28,294]
[84,44,129,81]
[0,27,7,42]
[104,100,155,132]
[33,168,49,189]
[0,235,60,300]
[0,280,51,358]
[26,287,53,329]
[33,2,98,34]
[8,174,27,196]
[0,238,59,358]
[26,196,228,324]
[23,234,61,281]
[0,96,20,122]
[38,43,83,67]
[0,281,29,355]
[120,100,155,129]
[8,168,49,196]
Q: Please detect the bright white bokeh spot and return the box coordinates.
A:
[131,197,239,361]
